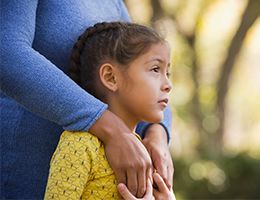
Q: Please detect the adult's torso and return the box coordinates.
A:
[34,0,127,71]
[1,0,129,198]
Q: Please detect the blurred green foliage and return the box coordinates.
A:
[173,153,260,199]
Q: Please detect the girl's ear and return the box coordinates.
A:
[99,63,118,92]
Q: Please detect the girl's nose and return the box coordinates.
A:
[161,78,172,93]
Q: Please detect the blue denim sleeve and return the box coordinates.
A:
[135,106,172,143]
[117,0,131,21]
[0,0,108,131]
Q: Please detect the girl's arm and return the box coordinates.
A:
[44,132,91,199]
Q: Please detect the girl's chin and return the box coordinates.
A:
[146,114,164,123]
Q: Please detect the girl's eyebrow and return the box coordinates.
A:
[145,58,171,67]
[145,58,163,64]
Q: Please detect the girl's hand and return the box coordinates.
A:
[117,179,155,200]
[89,110,152,197]
[153,173,176,200]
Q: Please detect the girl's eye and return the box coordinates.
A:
[152,66,160,73]
[166,72,171,78]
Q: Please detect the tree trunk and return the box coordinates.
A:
[216,0,260,146]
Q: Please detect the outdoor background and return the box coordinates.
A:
[125,0,260,199]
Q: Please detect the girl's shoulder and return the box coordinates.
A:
[59,131,102,150]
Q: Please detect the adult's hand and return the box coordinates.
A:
[142,124,174,188]
[117,179,154,200]
[89,110,152,197]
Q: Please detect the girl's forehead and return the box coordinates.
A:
[141,43,171,61]
[122,42,171,69]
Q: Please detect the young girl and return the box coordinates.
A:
[44,22,174,199]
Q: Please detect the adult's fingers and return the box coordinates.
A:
[156,160,168,181]
[167,165,174,189]
[148,166,153,180]
[127,160,153,198]
[136,169,146,197]
[115,169,127,185]
[92,111,152,197]
[127,168,138,197]
[115,170,127,199]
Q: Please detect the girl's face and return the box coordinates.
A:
[113,42,172,130]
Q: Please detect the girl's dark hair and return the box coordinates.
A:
[69,21,164,100]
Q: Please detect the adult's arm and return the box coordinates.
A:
[1,0,107,131]
[136,106,172,143]
[137,106,174,186]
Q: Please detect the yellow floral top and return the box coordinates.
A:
[44,131,119,200]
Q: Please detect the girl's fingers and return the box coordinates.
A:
[117,183,135,200]
[117,178,154,200]
[144,179,155,200]
[152,188,160,199]
[153,172,168,193]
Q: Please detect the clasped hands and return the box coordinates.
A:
[118,172,176,200]
[105,123,174,199]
